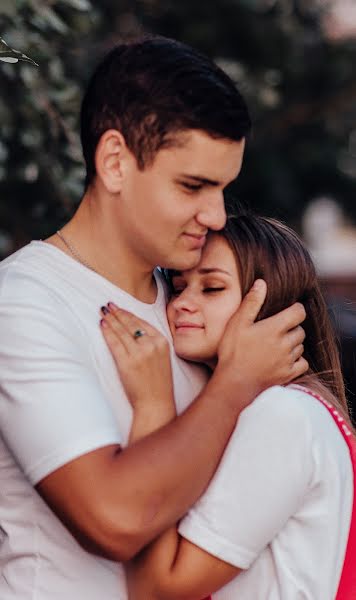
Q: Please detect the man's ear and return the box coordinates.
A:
[94,129,129,193]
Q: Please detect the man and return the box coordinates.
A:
[0,37,306,599]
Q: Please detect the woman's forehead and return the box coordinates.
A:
[199,234,234,266]
[175,234,237,278]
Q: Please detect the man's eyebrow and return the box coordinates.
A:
[178,174,221,186]
[197,268,232,276]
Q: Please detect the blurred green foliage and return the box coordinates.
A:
[1,0,356,256]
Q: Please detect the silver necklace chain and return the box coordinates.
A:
[56,230,97,274]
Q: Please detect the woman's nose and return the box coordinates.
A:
[171,289,198,313]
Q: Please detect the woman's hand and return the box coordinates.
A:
[100,303,176,442]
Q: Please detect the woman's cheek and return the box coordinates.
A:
[209,312,230,346]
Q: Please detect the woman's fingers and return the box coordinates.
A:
[100,318,128,360]
[99,303,164,355]
[106,303,162,338]
[100,307,134,353]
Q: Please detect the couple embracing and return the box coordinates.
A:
[0,37,354,600]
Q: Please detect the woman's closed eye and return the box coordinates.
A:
[171,285,226,296]
[203,287,225,293]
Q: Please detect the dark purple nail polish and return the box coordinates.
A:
[108,302,118,311]
[101,306,109,315]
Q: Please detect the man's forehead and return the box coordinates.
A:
[164,128,239,148]
[157,129,245,172]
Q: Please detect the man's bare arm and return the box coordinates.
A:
[36,281,307,562]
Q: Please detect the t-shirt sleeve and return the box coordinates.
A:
[0,279,121,485]
[178,386,314,569]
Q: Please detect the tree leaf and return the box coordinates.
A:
[0,37,39,66]
[0,56,19,63]
[59,0,92,11]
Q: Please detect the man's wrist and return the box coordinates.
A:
[206,363,259,417]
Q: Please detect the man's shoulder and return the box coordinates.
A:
[1,241,49,274]
[0,242,80,322]
[0,242,33,271]
[0,242,55,299]
[0,243,87,352]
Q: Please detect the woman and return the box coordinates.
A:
[100,213,356,599]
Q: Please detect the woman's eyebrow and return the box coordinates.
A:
[197,267,232,276]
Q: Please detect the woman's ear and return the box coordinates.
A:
[94,129,129,193]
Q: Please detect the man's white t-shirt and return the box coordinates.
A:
[0,241,208,600]
[179,385,353,599]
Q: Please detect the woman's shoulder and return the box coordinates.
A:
[244,383,317,416]
[241,384,348,449]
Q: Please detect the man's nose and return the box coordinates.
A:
[196,192,226,231]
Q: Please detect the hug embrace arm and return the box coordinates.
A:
[101,288,308,598]
[98,283,307,586]
[0,276,306,566]
[38,280,306,564]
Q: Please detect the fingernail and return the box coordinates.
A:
[108,302,118,311]
[100,318,108,328]
[101,306,109,315]
[252,279,264,291]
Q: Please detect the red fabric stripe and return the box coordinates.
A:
[290,384,356,599]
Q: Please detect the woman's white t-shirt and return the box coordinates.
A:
[179,384,353,599]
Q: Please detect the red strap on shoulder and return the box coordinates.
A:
[290,384,356,599]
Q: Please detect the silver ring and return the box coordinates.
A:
[133,329,146,339]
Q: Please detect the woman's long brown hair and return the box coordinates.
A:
[222,212,353,429]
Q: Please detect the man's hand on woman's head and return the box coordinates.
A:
[216,279,307,400]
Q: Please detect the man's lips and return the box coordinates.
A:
[183,232,207,248]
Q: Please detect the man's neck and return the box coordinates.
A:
[46,189,157,303]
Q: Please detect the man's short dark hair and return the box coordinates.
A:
[80,36,251,187]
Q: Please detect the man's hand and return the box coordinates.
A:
[215,279,307,400]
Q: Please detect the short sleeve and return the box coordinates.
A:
[0,275,121,485]
[178,386,313,569]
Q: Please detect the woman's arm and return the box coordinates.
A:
[128,531,241,600]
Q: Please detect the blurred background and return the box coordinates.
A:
[1,0,356,419]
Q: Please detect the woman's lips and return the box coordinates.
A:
[175,322,204,331]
